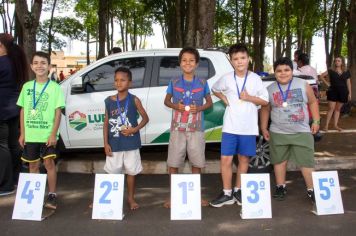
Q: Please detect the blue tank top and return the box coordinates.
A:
[104,93,141,151]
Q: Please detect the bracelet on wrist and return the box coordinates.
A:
[312,119,320,125]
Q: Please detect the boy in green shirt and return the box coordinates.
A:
[17,51,65,210]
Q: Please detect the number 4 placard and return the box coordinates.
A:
[312,171,344,215]
[12,173,47,221]
[171,174,201,220]
[241,173,272,219]
[92,174,125,220]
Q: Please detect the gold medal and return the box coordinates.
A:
[238,100,243,104]
[185,105,190,112]
[31,109,36,116]
[121,125,127,130]
[282,102,288,108]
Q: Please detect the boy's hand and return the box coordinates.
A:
[175,102,186,113]
[240,90,251,102]
[46,134,57,147]
[190,104,199,114]
[104,144,113,157]
[18,134,25,148]
[121,126,137,136]
[311,123,319,134]
[261,129,270,141]
[221,96,229,106]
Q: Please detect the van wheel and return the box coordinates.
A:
[248,135,272,173]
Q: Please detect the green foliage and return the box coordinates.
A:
[37,17,86,50]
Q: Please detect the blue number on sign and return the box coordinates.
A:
[178,182,188,204]
[247,181,259,204]
[99,181,112,204]
[319,178,331,200]
[21,181,34,204]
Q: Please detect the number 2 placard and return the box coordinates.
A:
[171,174,201,220]
[241,173,272,219]
[12,173,47,221]
[312,171,344,215]
[92,174,124,220]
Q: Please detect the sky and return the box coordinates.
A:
[1,4,327,73]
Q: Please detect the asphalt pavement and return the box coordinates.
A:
[1,171,356,236]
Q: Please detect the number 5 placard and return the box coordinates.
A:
[92,174,124,220]
[312,171,344,215]
[241,173,272,219]
[171,174,201,220]
[12,173,47,221]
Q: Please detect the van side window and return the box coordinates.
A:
[82,57,146,92]
[158,57,214,86]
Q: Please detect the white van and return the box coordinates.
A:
[59,49,319,172]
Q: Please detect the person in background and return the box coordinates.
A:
[0,33,29,196]
[109,47,122,55]
[59,70,65,81]
[320,56,352,131]
[293,49,303,71]
[297,53,318,80]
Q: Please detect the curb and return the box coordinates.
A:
[57,156,356,174]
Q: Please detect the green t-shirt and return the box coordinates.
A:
[17,80,65,143]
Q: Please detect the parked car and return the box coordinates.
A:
[58,49,319,173]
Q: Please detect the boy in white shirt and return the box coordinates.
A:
[210,43,269,207]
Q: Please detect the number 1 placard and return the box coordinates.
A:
[312,171,344,215]
[92,174,124,220]
[241,173,272,219]
[12,173,47,221]
[171,174,201,220]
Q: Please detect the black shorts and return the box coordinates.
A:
[21,143,57,163]
[326,86,349,103]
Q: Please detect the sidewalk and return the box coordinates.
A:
[1,171,356,236]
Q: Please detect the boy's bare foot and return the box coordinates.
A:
[89,203,93,209]
[163,199,170,208]
[201,199,209,207]
[128,199,139,210]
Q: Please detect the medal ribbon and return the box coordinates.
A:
[32,80,50,110]
[277,79,293,105]
[116,93,130,126]
[233,71,248,100]
[181,75,196,105]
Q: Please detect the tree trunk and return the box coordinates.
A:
[284,0,292,58]
[119,19,125,51]
[86,27,90,65]
[240,0,251,43]
[175,0,183,47]
[47,0,57,56]
[334,0,347,57]
[14,11,23,46]
[196,0,215,48]
[235,0,239,42]
[259,0,267,71]
[329,0,339,65]
[252,0,261,71]
[97,0,108,59]
[15,0,42,64]
[185,0,197,47]
[348,0,356,101]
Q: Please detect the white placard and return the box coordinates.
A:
[312,171,344,215]
[12,173,47,221]
[92,174,125,220]
[241,173,272,219]
[171,174,201,220]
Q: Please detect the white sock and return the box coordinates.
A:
[277,184,286,188]
[233,187,240,192]
[223,189,232,196]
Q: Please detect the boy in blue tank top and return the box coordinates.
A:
[103,67,149,210]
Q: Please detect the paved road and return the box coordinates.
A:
[1,170,356,236]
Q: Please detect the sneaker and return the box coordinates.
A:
[273,185,287,201]
[307,189,315,203]
[44,193,57,210]
[232,189,242,205]
[209,192,235,207]
[0,189,15,196]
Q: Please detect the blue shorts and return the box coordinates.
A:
[221,132,256,157]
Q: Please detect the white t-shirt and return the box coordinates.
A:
[212,71,269,135]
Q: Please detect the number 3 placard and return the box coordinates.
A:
[12,173,47,221]
[92,174,125,220]
[171,174,201,220]
[241,173,272,219]
[312,171,344,215]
